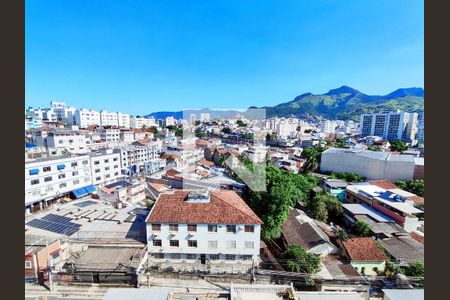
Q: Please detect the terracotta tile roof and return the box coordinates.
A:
[410,231,424,244]
[196,139,209,146]
[342,237,386,261]
[408,195,424,207]
[368,180,398,190]
[165,169,181,178]
[146,190,263,225]
[148,182,170,192]
[197,158,215,167]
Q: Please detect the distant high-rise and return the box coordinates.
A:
[321,120,337,134]
[359,110,418,142]
[200,112,211,122]
[417,111,424,145]
[189,113,196,125]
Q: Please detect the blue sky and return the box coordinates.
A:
[26,0,424,115]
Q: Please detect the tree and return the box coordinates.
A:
[404,261,424,277]
[147,126,158,134]
[329,172,365,182]
[367,145,382,152]
[221,127,231,134]
[337,229,349,241]
[175,128,184,137]
[236,120,247,127]
[302,146,325,172]
[307,196,328,222]
[353,220,371,237]
[390,140,408,152]
[219,153,231,168]
[395,179,424,197]
[266,132,274,142]
[241,133,254,140]
[281,246,321,274]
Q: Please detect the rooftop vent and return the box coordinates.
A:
[186,190,211,203]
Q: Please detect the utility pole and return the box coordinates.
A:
[46,237,53,292]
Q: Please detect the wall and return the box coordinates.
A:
[350,261,385,276]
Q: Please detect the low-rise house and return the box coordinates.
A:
[146,190,262,273]
[281,208,338,257]
[341,237,386,276]
[322,179,347,201]
[144,158,167,174]
[379,235,424,266]
[25,235,64,283]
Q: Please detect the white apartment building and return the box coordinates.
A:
[359,110,418,141]
[120,130,136,143]
[146,190,262,273]
[114,144,159,171]
[97,128,121,143]
[50,101,77,124]
[417,111,424,145]
[321,120,337,134]
[74,109,101,128]
[25,154,93,211]
[200,113,211,122]
[100,110,119,127]
[165,116,175,126]
[34,129,88,154]
[130,116,156,129]
[117,112,131,129]
[163,144,203,165]
[89,149,122,186]
[242,145,269,163]
[189,114,196,125]
[276,119,298,138]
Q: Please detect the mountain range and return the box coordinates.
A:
[146,86,424,121]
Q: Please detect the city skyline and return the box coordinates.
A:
[26,0,423,115]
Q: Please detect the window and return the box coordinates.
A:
[72,171,79,176]
[188,240,198,248]
[245,241,255,249]
[43,166,51,172]
[58,174,65,179]
[208,225,218,232]
[226,225,236,233]
[73,179,80,185]
[83,160,89,165]
[226,241,236,249]
[209,254,220,260]
[153,239,162,247]
[186,254,196,260]
[59,183,67,188]
[170,240,179,247]
[242,255,253,261]
[105,174,110,178]
[42,176,52,182]
[171,254,181,259]
[71,162,78,167]
[31,179,39,185]
[114,165,119,169]
[187,224,197,232]
[104,159,109,163]
[105,167,110,171]
[29,169,39,175]
[244,225,255,233]
[94,161,100,165]
[84,177,90,182]
[113,158,118,161]
[225,254,236,261]
[95,177,101,181]
[373,267,378,272]
[153,253,164,259]
[52,252,60,260]
[114,172,119,176]
[208,241,218,249]
[169,224,178,231]
[25,261,32,269]
[152,224,161,231]
[95,169,100,173]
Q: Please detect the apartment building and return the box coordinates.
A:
[200,112,211,122]
[25,154,93,212]
[165,116,175,126]
[96,128,121,143]
[162,144,203,165]
[321,120,337,134]
[146,190,262,273]
[130,116,156,129]
[74,109,101,128]
[34,129,88,154]
[50,101,76,124]
[100,110,119,127]
[114,144,159,171]
[120,130,136,143]
[359,110,418,142]
[89,149,122,186]
[417,111,424,147]
[117,112,131,129]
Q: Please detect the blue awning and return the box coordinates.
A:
[29,169,39,175]
[71,187,89,199]
[57,164,66,170]
[84,185,96,194]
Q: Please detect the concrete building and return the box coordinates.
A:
[50,101,76,124]
[165,116,175,126]
[359,110,418,142]
[200,112,211,122]
[146,190,262,273]
[96,128,121,143]
[117,112,131,129]
[417,111,424,147]
[320,148,420,181]
[120,130,135,143]
[89,149,122,186]
[34,129,88,154]
[74,109,101,128]
[99,110,119,127]
[25,154,94,212]
[321,120,337,134]
[341,237,386,276]
[130,116,156,129]
[114,144,159,172]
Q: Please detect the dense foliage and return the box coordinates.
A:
[395,179,424,197]
[306,193,343,223]
[390,140,408,152]
[328,172,366,182]
[281,246,321,274]
[353,220,371,237]
[221,127,231,134]
[236,120,247,127]
[302,146,326,172]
